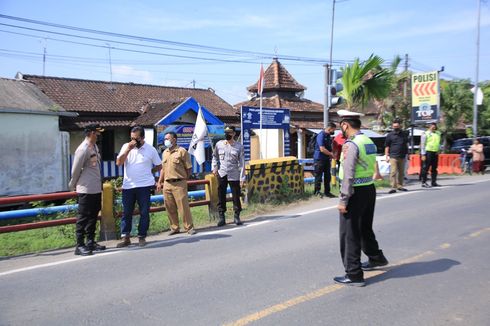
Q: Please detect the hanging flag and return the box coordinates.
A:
[188,105,208,165]
[257,64,264,96]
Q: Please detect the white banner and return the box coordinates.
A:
[188,106,207,165]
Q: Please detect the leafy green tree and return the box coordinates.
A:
[478,82,490,136]
[440,80,473,146]
[339,54,393,110]
[373,55,411,128]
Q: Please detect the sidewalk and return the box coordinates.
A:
[1,173,488,274]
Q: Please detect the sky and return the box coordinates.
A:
[0,0,489,106]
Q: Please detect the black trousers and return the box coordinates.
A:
[314,159,331,195]
[76,193,101,246]
[217,175,241,215]
[421,151,438,185]
[339,184,382,281]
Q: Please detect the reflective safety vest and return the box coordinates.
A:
[424,131,441,152]
[339,134,377,187]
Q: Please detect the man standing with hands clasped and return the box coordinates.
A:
[157,132,196,235]
[69,124,106,256]
[212,126,246,227]
[116,126,162,247]
[334,110,388,287]
[384,118,409,194]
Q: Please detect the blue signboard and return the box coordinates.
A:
[240,106,291,161]
[157,125,224,149]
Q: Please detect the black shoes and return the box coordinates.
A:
[86,240,106,251]
[234,212,243,226]
[388,189,397,194]
[217,213,226,227]
[397,187,408,192]
[361,256,389,271]
[74,245,93,256]
[333,275,365,287]
[432,183,441,187]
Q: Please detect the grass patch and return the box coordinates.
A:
[0,179,389,257]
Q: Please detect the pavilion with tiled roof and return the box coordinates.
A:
[235,58,337,158]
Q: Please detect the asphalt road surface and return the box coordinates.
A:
[1,175,489,326]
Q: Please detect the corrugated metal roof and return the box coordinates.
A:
[0,78,65,113]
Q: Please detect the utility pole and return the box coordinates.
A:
[106,43,113,87]
[42,38,47,76]
[473,0,481,138]
[324,0,336,128]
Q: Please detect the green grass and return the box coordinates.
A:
[0,180,389,257]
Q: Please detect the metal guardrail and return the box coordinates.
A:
[0,179,212,234]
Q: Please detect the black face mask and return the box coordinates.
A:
[329,131,335,135]
[393,128,400,133]
[225,134,233,140]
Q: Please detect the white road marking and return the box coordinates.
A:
[1,178,488,277]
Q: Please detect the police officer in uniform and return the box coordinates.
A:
[334,110,388,287]
[212,126,245,226]
[69,124,106,256]
[420,122,442,188]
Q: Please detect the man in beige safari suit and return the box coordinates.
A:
[157,131,196,235]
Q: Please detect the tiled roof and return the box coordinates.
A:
[61,118,135,129]
[234,95,323,113]
[247,58,306,93]
[22,75,236,117]
[0,78,65,113]
[131,100,181,127]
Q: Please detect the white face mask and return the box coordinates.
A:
[164,139,172,148]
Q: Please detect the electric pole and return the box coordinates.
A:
[324,0,336,128]
[473,0,481,138]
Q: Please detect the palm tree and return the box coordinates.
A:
[339,54,393,111]
[372,55,411,128]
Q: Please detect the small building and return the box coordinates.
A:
[19,74,238,177]
[0,78,76,196]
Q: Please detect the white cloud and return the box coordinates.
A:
[112,65,153,83]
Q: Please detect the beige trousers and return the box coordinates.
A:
[389,158,405,189]
[163,180,194,231]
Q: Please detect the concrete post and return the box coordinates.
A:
[204,174,219,220]
[100,182,117,241]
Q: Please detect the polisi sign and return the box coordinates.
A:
[411,71,440,124]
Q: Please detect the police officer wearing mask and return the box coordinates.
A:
[334,110,388,287]
[212,126,245,227]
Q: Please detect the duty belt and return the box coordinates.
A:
[353,177,373,185]
[166,178,183,182]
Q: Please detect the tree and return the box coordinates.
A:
[478,81,490,136]
[339,54,393,111]
[373,55,412,128]
[440,80,473,147]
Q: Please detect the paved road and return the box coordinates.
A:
[1,175,489,326]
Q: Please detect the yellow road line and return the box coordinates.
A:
[224,250,435,326]
[468,227,490,238]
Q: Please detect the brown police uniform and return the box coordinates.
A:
[162,145,194,232]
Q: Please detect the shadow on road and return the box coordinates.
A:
[145,233,232,250]
[368,258,461,285]
[247,214,301,223]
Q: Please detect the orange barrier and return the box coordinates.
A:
[406,154,461,175]
[407,154,421,175]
